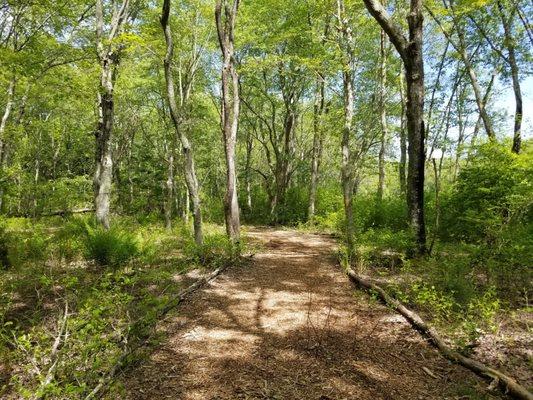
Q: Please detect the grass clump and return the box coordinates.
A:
[84,226,139,267]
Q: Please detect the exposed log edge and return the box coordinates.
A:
[85,261,235,399]
[346,267,533,400]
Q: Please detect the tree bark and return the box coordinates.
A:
[497,1,522,153]
[216,0,241,243]
[161,0,203,245]
[377,22,388,202]
[398,69,407,197]
[164,137,174,230]
[308,74,325,220]
[363,0,427,255]
[94,0,131,229]
[337,0,356,256]
[245,132,253,212]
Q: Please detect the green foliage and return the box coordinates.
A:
[0,216,245,398]
[83,224,140,267]
[183,231,241,268]
[441,142,532,242]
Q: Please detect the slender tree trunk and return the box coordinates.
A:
[341,69,355,255]
[337,0,356,256]
[245,133,252,212]
[377,25,388,202]
[183,183,190,223]
[460,44,495,140]
[399,69,407,197]
[216,0,241,243]
[0,78,15,164]
[497,1,522,153]
[308,74,325,220]
[431,2,495,140]
[164,139,174,230]
[467,71,496,163]
[0,77,15,212]
[161,0,203,244]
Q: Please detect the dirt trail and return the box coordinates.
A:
[121,228,499,399]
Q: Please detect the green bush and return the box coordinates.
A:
[441,141,532,242]
[83,225,139,267]
[183,233,238,268]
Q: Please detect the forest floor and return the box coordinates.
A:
[120,227,503,399]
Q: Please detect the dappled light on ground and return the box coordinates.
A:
[121,229,499,399]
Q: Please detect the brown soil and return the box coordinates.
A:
[119,228,503,399]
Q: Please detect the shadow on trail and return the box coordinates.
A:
[120,229,493,400]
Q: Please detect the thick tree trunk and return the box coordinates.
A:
[93,0,131,229]
[404,6,427,255]
[216,0,241,243]
[161,0,203,244]
[363,0,427,255]
[94,64,114,230]
[377,27,388,202]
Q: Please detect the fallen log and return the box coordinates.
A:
[85,262,234,399]
[346,267,533,400]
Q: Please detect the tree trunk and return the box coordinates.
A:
[308,74,325,220]
[497,1,522,153]
[363,0,427,255]
[164,139,174,230]
[93,0,131,229]
[245,133,253,212]
[0,77,15,212]
[429,3,495,140]
[94,63,114,230]
[377,25,388,202]
[404,4,427,254]
[398,69,407,197]
[216,0,241,243]
[0,78,15,164]
[161,0,203,245]
[466,72,496,163]
[337,0,356,256]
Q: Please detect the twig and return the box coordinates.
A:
[33,301,69,400]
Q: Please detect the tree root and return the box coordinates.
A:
[346,267,533,400]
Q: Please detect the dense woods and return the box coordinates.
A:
[0,0,531,398]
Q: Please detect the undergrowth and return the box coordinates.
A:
[0,217,243,399]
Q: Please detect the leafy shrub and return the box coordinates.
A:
[441,141,532,242]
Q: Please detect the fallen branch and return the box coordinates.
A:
[346,267,533,400]
[84,262,232,400]
[34,301,69,400]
